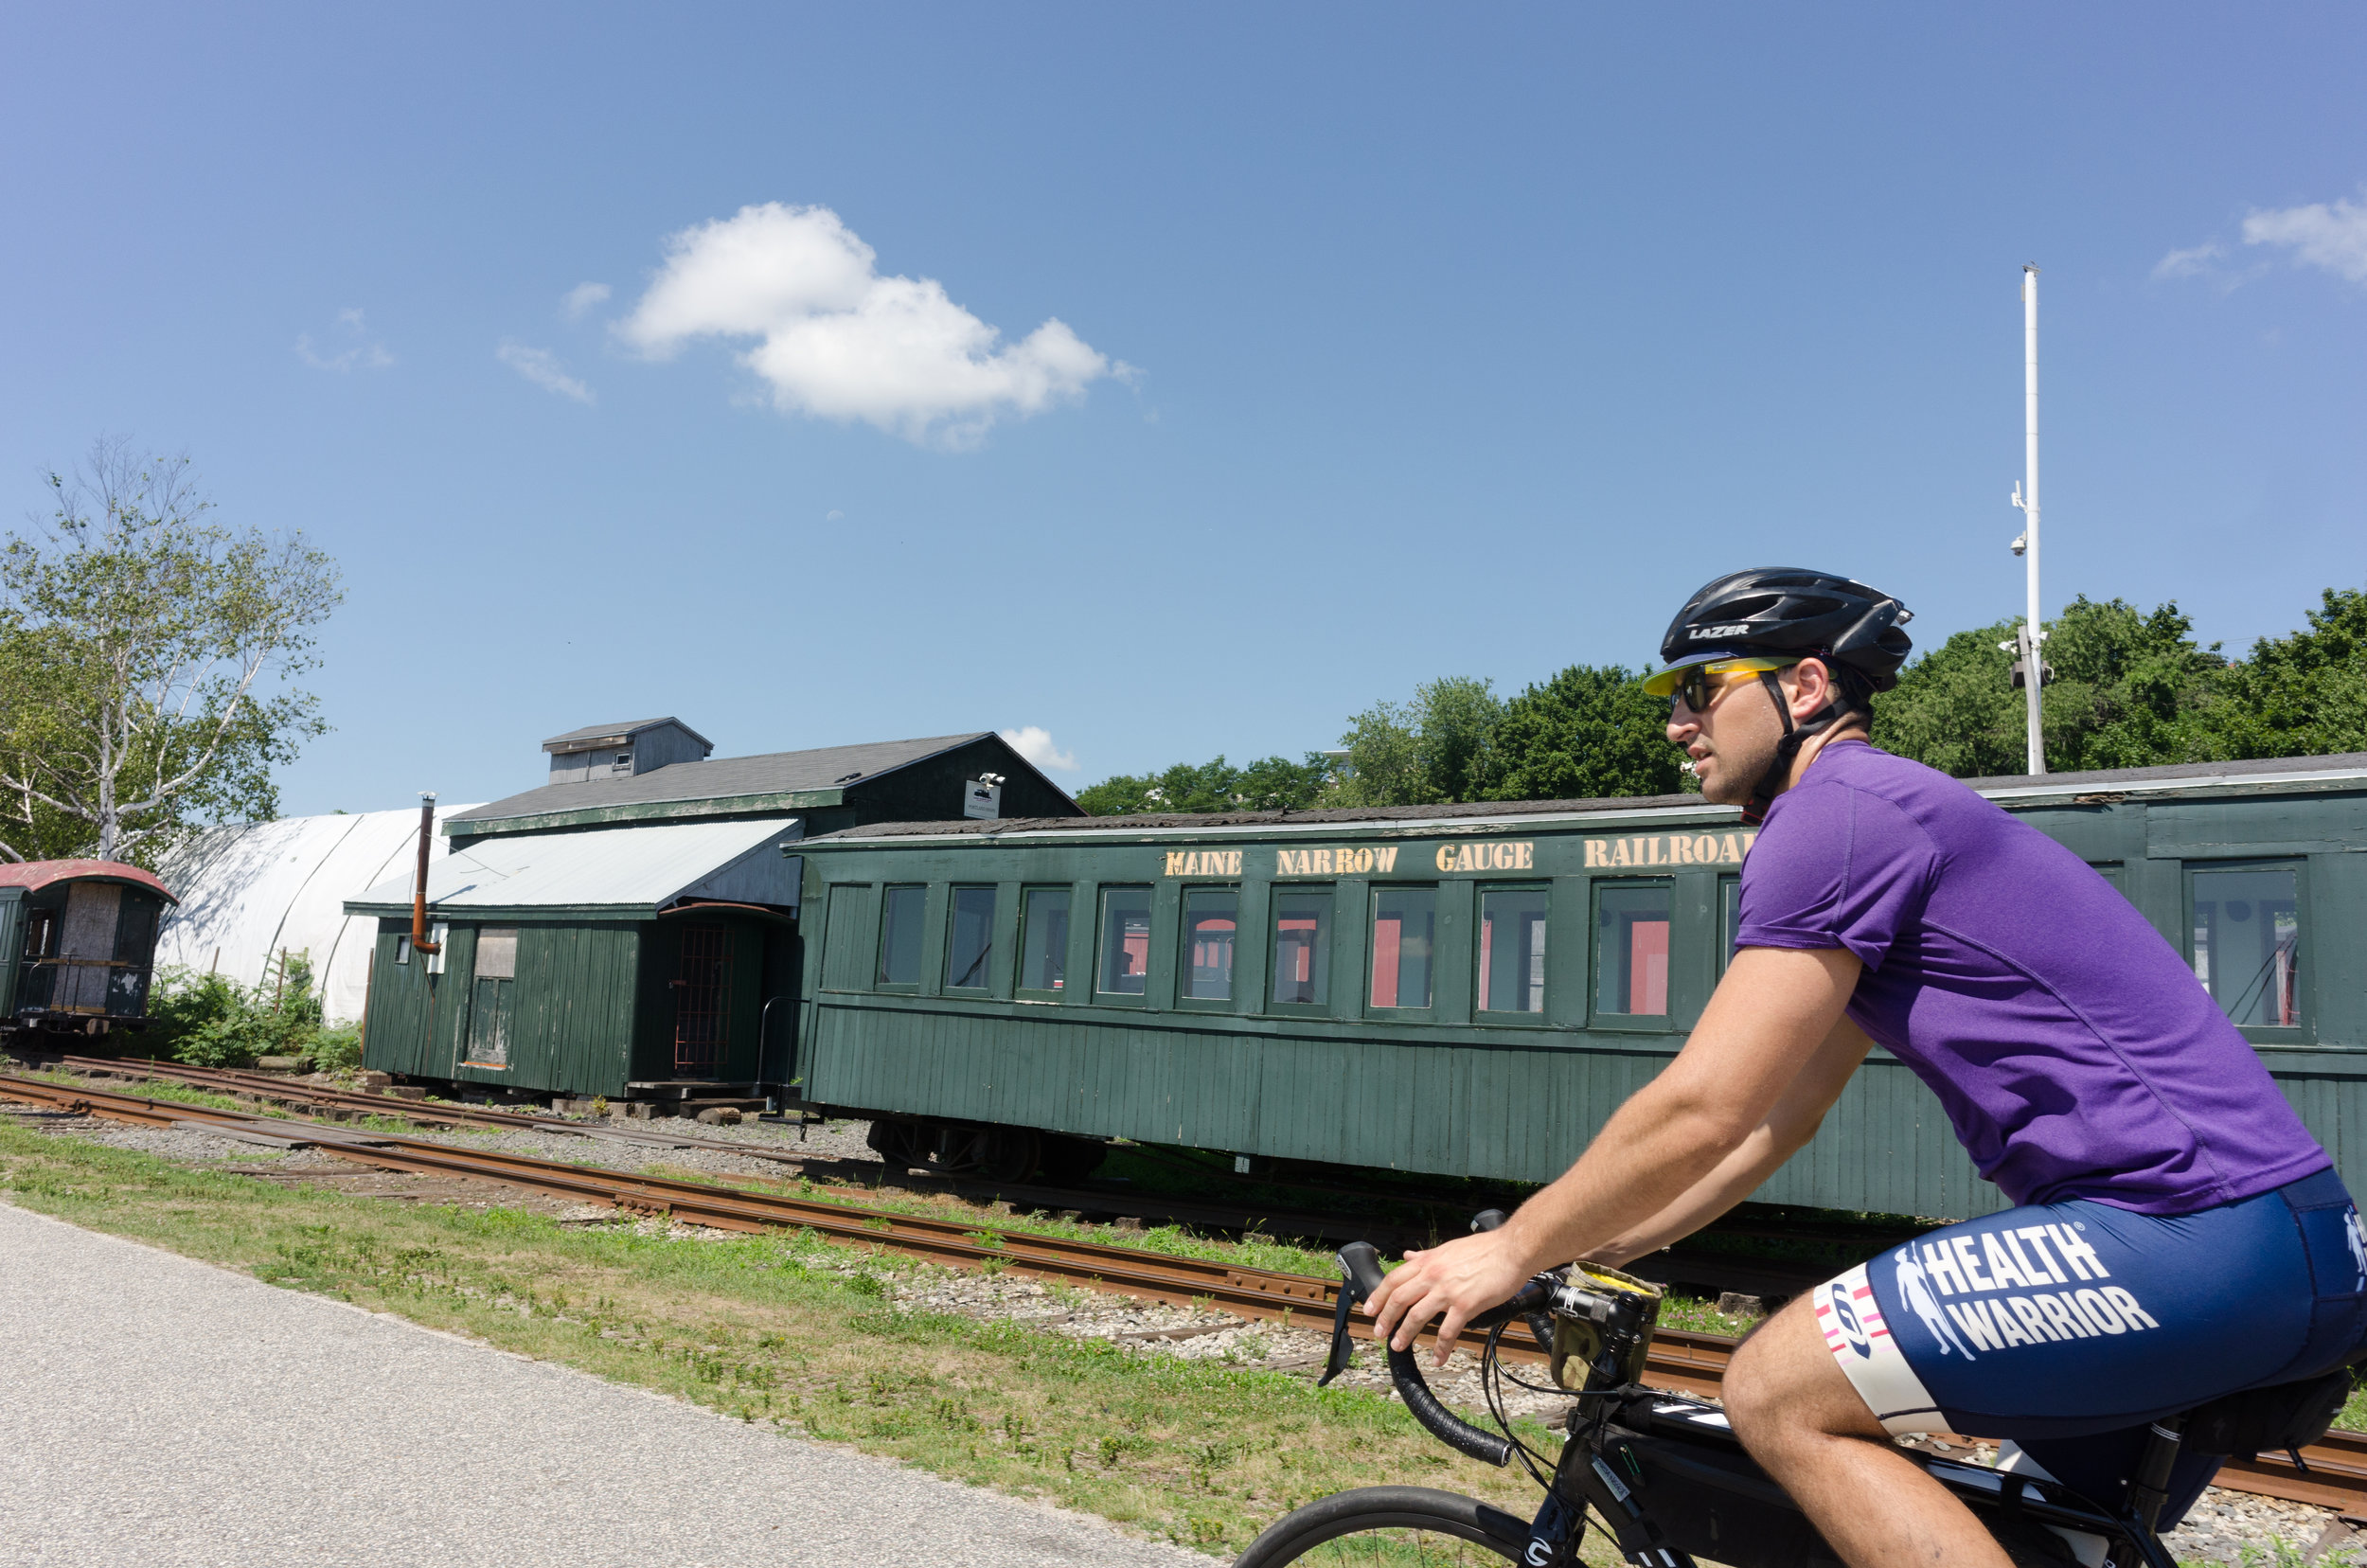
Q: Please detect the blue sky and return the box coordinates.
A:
[4,4,2362,814]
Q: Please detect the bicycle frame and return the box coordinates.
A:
[1319,1242,2184,1568]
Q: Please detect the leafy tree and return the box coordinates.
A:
[1075,754,1333,816]
[1476,663,1690,800]
[0,440,341,864]
[1333,676,1505,806]
[2213,586,2367,760]
[1873,597,2226,777]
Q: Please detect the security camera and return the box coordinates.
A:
[2009,534,2027,557]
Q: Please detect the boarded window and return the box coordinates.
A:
[1369,886,1436,1009]
[1597,883,1671,1017]
[1183,887,1238,1001]
[1272,888,1332,1007]
[2192,864,2302,1028]
[877,886,926,987]
[1478,887,1548,1014]
[1096,886,1152,996]
[475,928,519,979]
[945,887,996,989]
[1020,886,1070,992]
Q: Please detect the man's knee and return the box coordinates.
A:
[1721,1296,1881,1449]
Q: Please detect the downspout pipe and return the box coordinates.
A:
[412,792,441,955]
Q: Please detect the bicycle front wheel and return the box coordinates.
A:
[1233,1486,1530,1566]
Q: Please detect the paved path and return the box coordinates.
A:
[0,1203,1206,1567]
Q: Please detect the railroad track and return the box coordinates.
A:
[1,1069,2356,1515]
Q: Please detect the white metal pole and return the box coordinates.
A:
[2021,264,2045,775]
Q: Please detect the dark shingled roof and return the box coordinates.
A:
[451,733,994,825]
[541,717,712,752]
[805,750,2367,843]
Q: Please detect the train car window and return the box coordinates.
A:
[1718,876,1741,976]
[1096,886,1153,996]
[1018,887,1070,993]
[1369,885,1437,1009]
[944,887,996,990]
[1477,887,1548,1014]
[876,885,927,988]
[1182,887,1238,1001]
[1596,882,1672,1017]
[22,909,55,959]
[1271,888,1333,1007]
[2190,864,2303,1030]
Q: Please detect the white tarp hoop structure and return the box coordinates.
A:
[152,804,480,1025]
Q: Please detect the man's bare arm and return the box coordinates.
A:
[1365,945,1863,1358]
[1589,1009,1875,1268]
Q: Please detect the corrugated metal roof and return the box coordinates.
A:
[449,732,992,826]
[541,717,712,751]
[349,817,798,913]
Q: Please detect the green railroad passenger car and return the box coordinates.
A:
[786,753,2367,1219]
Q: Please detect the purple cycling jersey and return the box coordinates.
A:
[1737,740,2326,1215]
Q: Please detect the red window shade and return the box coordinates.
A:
[1372,915,1402,1007]
[1630,919,1669,1015]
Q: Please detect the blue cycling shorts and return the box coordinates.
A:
[1814,1167,2367,1442]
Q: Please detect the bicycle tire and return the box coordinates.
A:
[1233,1487,1529,1567]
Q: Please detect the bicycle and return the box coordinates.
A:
[1235,1215,2355,1568]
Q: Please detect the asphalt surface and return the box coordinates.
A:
[0,1202,1207,1568]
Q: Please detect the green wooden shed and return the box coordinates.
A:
[347,818,803,1100]
[348,725,1081,1103]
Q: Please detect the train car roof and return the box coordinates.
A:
[802,749,2367,845]
[0,859,177,901]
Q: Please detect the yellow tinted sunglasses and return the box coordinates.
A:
[1642,656,1800,713]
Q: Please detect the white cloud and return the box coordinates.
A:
[617,203,1123,448]
[296,308,393,372]
[2244,191,2367,284]
[2151,241,2223,280]
[1000,725,1077,774]
[497,341,595,403]
[562,281,612,320]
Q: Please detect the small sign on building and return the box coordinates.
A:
[964,776,1003,820]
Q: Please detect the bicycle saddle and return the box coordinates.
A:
[2180,1367,2352,1459]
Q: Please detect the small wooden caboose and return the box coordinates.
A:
[0,860,177,1047]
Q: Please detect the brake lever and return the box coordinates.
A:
[1320,1240,1388,1389]
[1316,1274,1358,1388]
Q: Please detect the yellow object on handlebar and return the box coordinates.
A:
[1548,1260,1664,1391]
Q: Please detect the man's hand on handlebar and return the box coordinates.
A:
[1361,1229,1535,1365]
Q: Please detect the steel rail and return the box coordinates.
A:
[4,1070,2354,1514]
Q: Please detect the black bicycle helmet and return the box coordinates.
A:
[1653,567,1914,694]
[1647,568,1914,822]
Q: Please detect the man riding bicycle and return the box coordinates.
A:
[1366,567,2367,1568]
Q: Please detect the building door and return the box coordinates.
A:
[672,924,731,1077]
[464,929,518,1067]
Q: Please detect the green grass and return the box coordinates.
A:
[0,1121,1603,1559]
